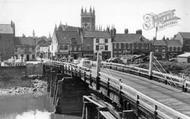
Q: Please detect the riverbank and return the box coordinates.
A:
[0,78,47,96]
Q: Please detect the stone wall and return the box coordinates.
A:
[0,66,26,81]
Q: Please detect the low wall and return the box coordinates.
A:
[0,63,43,81]
[0,66,26,81]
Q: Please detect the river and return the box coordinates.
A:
[0,94,81,119]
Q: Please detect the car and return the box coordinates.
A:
[77,58,92,70]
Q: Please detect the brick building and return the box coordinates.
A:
[83,31,112,60]
[0,21,15,61]
[151,40,167,60]
[50,24,82,59]
[112,30,151,57]
[174,32,190,52]
[166,40,182,59]
[14,36,36,61]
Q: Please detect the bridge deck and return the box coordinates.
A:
[96,67,190,117]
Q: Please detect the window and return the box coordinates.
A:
[74,46,77,51]
[118,43,121,49]
[178,47,181,52]
[78,46,81,51]
[96,38,99,43]
[96,45,99,51]
[174,47,176,52]
[64,45,68,50]
[155,48,159,52]
[121,43,124,49]
[169,47,172,51]
[162,47,166,52]
[105,45,108,50]
[116,43,119,49]
[126,43,128,49]
[113,43,117,49]
[105,39,108,43]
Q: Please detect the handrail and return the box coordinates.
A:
[102,62,188,91]
[100,72,190,119]
[45,61,190,119]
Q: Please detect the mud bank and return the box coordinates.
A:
[0,79,47,96]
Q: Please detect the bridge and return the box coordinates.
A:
[43,52,190,119]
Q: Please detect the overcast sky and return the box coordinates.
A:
[0,0,189,39]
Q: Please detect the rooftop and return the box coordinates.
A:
[152,40,167,46]
[15,37,36,46]
[179,32,190,39]
[178,52,190,58]
[0,24,14,34]
[166,40,182,47]
[84,31,111,38]
[113,33,148,43]
[56,30,81,44]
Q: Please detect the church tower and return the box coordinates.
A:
[81,7,95,31]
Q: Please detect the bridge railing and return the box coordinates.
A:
[101,62,189,92]
[45,60,190,119]
[100,72,190,119]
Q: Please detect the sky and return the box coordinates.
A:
[0,0,189,39]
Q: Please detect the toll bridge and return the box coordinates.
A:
[43,53,190,119]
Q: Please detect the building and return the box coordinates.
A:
[166,40,182,59]
[81,7,95,31]
[36,37,51,59]
[0,21,15,61]
[14,36,36,61]
[113,30,151,57]
[83,31,112,60]
[177,52,190,63]
[50,24,82,59]
[151,40,167,60]
[174,32,190,52]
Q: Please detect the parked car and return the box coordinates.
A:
[77,58,92,71]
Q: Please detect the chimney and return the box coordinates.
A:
[136,29,142,35]
[124,29,128,34]
[11,21,15,35]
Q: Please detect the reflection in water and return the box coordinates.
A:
[0,94,81,119]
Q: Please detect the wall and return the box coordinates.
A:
[0,66,26,81]
[0,34,14,60]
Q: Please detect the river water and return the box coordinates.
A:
[0,94,81,119]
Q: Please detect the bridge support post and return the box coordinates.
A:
[154,105,158,119]
[136,95,140,118]
[53,73,63,105]
[89,73,93,86]
[50,69,56,97]
[82,102,96,119]
[84,72,87,82]
[96,76,100,90]
[149,52,153,79]
[122,110,135,119]
[119,79,123,109]
[107,78,110,97]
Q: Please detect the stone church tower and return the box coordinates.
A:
[81,7,95,31]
